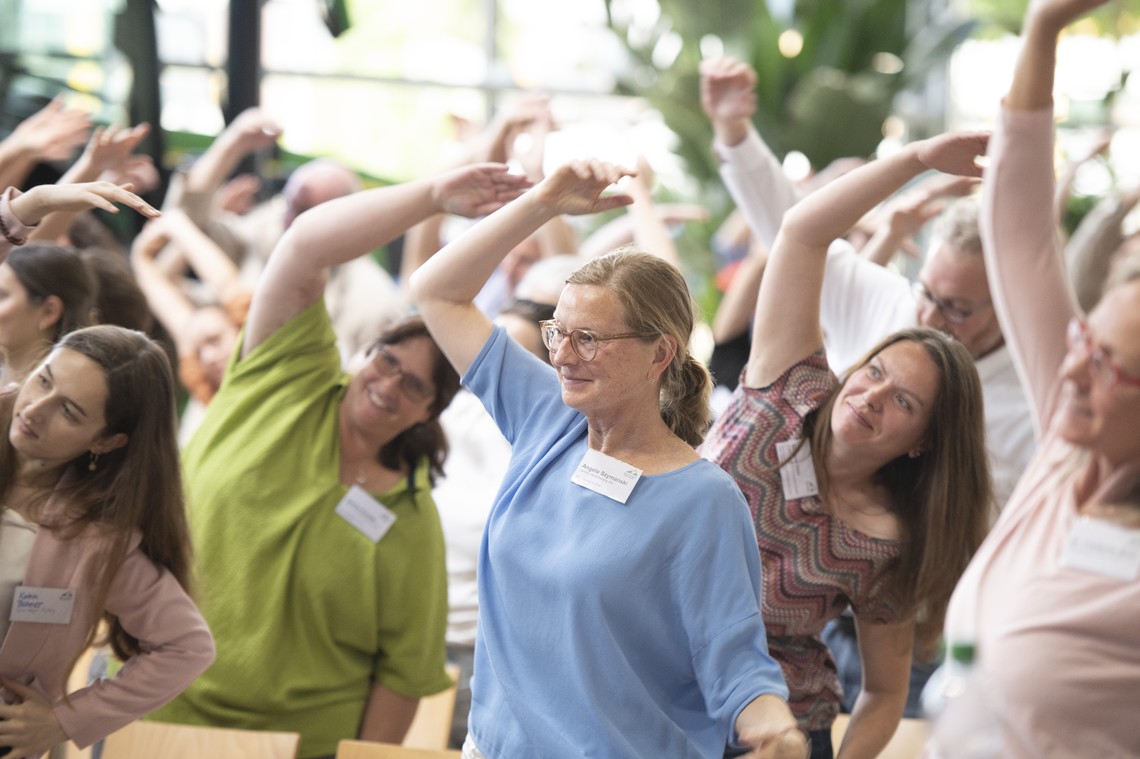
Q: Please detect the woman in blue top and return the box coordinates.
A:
[411,160,805,759]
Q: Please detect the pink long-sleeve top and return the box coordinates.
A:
[945,103,1140,758]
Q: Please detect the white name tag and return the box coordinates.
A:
[10,586,75,625]
[1059,518,1140,580]
[776,439,819,500]
[336,485,397,543]
[571,448,643,504]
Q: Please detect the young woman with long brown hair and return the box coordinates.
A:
[701,130,993,759]
[0,182,213,759]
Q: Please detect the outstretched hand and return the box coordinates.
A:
[700,56,758,124]
[915,131,990,179]
[432,163,533,218]
[6,95,91,162]
[534,159,636,216]
[11,181,160,227]
[0,677,68,759]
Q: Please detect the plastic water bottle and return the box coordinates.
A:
[920,642,1004,759]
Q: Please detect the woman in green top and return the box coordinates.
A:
[151,163,530,758]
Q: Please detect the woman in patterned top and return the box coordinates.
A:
[702,126,993,759]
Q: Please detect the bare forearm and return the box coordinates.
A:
[782,146,925,251]
[287,178,441,273]
[412,188,554,306]
[1008,12,1063,111]
[627,185,681,269]
[358,683,419,744]
[163,210,244,300]
[835,689,907,759]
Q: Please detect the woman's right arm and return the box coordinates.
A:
[745,132,988,388]
[0,182,158,259]
[242,163,530,357]
[980,0,1108,429]
[410,160,635,376]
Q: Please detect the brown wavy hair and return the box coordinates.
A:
[0,325,192,684]
[368,315,461,488]
[804,327,991,656]
[567,247,713,447]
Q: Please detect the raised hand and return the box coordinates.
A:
[431,163,533,218]
[5,95,91,163]
[11,181,160,227]
[915,131,990,179]
[700,56,757,146]
[131,216,174,263]
[534,159,636,216]
[221,107,283,154]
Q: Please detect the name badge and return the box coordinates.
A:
[571,448,643,504]
[1059,518,1140,580]
[776,439,819,500]
[9,586,75,625]
[336,485,397,543]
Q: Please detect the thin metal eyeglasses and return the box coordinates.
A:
[911,281,991,325]
[538,320,658,362]
[371,346,434,403]
[1066,318,1140,389]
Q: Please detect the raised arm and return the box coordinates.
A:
[701,56,799,249]
[243,164,530,356]
[30,123,155,243]
[980,0,1108,428]
[746,132,988,388]
[0,96,91,191]
[160,208,246,306]
[410,159,634,375]
[0,182,158,262]
[130,218,197,351]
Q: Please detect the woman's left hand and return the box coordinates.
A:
[0,677,68,759]
[914,131,991,179]
[430,163,533,218]
[736,694,810,759]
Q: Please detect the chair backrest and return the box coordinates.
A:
[401,662,461,750]
[830,714,930,759]
[101,720,300,759]
[337,741,461,759]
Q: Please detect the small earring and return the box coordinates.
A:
[88,452,100,472]
[908,449,922,459]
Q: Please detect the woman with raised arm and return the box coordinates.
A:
[0,184,209,759]
[943,1,1140,755]
[701,132,993,759]
[149,163,529,759]
[411,160,805,759]
[0,183,161,388]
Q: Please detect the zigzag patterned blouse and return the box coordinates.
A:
[703,351,904,731]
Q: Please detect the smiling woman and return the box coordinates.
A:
[0,181,214,759]
[410,159,806,759]
[697,79,992,757]
[148,162,527,759]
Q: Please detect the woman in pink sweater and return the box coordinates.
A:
[945,1,1140,756]
[0,183,215,758]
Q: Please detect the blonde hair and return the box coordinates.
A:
[567,247,712,446]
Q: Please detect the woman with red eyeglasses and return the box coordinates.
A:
[147,163,530,759]
[943,1,1140,756]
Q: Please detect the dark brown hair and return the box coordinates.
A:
[6,244,96,342]
[0,325,192,681]
[805,327,991,656]
[368,315,461,487]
